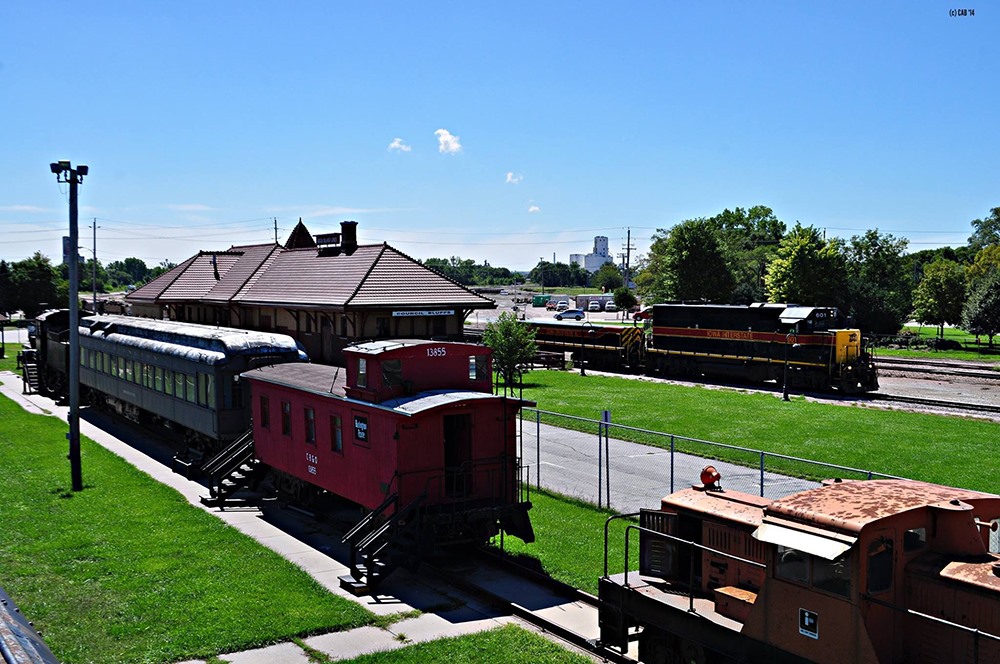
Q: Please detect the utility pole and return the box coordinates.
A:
[91,218,99,314]
[621,227,635,287]
[50,159,88,492]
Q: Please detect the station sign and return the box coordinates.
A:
[392,310,455,317]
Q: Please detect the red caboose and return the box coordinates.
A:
[241,339,534,591]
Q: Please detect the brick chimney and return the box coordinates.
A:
[341,220,358,255]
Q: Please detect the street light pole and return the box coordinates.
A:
[51,159,88,492]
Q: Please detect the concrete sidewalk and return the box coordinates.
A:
[0,373,600,663]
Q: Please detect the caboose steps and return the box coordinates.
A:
[198,429,264,507]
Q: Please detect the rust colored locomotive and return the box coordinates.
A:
[236,338,535,592]
[599,470,1000,663]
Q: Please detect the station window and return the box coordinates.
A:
[281,401,291,436]
[260,396,270,429]
[357,358,368,388]
[304,407,315,444]
[331,415,343,453]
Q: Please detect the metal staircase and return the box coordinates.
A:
[197,429,262,506]
[18,352,40,394]
[339,492,426,595]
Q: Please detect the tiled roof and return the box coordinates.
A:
[127,240,495,311]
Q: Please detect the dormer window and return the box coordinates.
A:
[358,358,368,388]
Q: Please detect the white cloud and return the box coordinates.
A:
[528,205,541,213]
[505,172,523,184]
[0,205,49,213]
[388,137,412,152]
[435,128,462,154]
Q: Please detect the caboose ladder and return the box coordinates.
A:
[340,494,425,595]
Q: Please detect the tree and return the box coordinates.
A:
[965,244,1000,285]
[764,224,848,308]
[710,205,786,303]
[640,219,734,302]
[10,252,62,317]
[613,287,638,317]
[968,207,1000,251]
[0,261,12,315]
[106,257,149,286]
[482,311,537,395]
[592,263,624,292]
[911,258,966,339]
[962,269,1000,348]
[844,230,911,334]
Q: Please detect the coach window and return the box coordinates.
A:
[154,367,163,392]
[103,352,110,374]
[186,374,197,403]
[281,401,292,436]
[260,396,270,429]
[81,347,88,367]
[164,369,173,396]
[144,364,154,388]
[117,357,125,380]
[357,358,368,388]
[331,415,343,453]
[175,372,185,398]
[304,407,315,444]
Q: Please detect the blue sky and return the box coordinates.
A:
[2,2,995,271]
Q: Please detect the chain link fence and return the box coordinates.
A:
[518,408,899,514]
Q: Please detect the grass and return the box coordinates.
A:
[521,370,999,492]
[0,393,376,664]
[0,340,21,372]
[336,624,593,663]
[876,326,1000,363]
[498,490,638,595]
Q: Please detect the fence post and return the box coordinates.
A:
[603,410,611,508]
[759,451,766,497]
[597,416,603,508]
[536,410,541,490]
[670,435,675,494]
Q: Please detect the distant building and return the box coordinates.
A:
[126,220,496,365]
[569,236,614,273]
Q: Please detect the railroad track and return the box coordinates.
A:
[875,357,1000,381]
[869,393,1000,415]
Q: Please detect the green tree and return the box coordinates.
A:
[962,269,1000,348]
[482,311,537,395]
[0,261,12,315]
[106,257,150,286]
[968,207,1000,251]
[592,263,623,292]
[710,205,786,303]
[764,224,848,308]
[641,219,735,302]
[613,287,638,318]
[10,252,62,317]
[845,230,911,334]
[965,244,1000,285]
[911,258,966,339]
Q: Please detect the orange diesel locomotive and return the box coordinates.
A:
[599,470,1000,663]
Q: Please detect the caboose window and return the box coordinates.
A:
[260,396,270,429]
[331,415,343,453]
[281,401,291,436]
[304,407,315,444]
[469,355,486,380]
[357,358,368,388]
[383,359,403,386]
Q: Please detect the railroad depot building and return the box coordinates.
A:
[126,220,496,365]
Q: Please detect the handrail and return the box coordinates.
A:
[603,512,640,577]
[343,492,397,544]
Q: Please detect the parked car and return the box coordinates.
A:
[632,307,653,321]
[554,309,585,321]
[605,302,617,312]
[588,301,602,312]
[556,300,569,311]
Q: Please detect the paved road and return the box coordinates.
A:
[517,419,820,514]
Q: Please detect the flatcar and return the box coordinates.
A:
[599,469,1000,663]
[236,338,535,591]
[31,311,306,451]
[524,320,645,372]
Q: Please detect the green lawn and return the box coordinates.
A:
[521,370,999,492]
[334,624,592,664]
[0,340,21,372]
[0,392,376,664]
